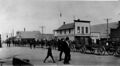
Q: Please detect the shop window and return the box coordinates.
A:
[64,30,66,34]
[86,27,88,33]
[77,26,80,33]
[82,27,84,34]
[69,29,71,34]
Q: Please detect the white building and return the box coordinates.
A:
[91,32,100,43]
[54,19,91,44]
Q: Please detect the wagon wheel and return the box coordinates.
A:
[97,47,105,55]
[90,49,95,54]
[79,46,83,53]
[107,48,115,55]
[81,46,86,54]
[116,48,120,55]
[70,44,75,51]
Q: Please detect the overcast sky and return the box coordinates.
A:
[1,0,120,39]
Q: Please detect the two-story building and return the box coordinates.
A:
[54,19,91,44]
[110,21,120,42]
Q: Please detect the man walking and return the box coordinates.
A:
[43,43,55,63]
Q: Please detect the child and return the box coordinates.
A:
[43,44,55,63]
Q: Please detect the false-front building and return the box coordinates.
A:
[110,21,120,42]
[54,19,91,44]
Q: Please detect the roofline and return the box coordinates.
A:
[17,31,40,32]
[54,28,74,31]
[74,19,90,23]
[55,23,75,31]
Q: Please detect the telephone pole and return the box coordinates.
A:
[12,29,14,37]
[40,26,45,39]
[104,18,112,41]
[40,26,45,34]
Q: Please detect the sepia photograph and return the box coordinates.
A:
[0,0,120,66]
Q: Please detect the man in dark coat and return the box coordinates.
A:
[63,37,71,64]
[58,38,65,61]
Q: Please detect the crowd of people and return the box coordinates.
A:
[5,37,72,64]
[5,39,58,49]
[4,37,120,65]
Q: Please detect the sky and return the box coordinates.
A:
[1,0,120,39]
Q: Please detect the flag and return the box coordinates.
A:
[60,12,62,17]
[24,28,26,32]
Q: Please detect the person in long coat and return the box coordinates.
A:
[63,37,71,64]
[58,38,65,61]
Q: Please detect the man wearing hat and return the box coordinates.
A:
[63,37,71,64]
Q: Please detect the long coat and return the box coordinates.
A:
[62,41,70,53]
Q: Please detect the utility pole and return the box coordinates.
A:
[40,26,45,39]
[12,29,14,37]
[40,26,45,34]
[104,18,112,41]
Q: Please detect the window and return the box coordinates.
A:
[60,31,62,34]
[86,27,88,33]
[69,29,71,34]
[82,27,84,34]
[77,26,80,33]
[56,31,58,34]
[64,30,66,34]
